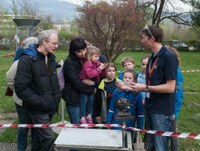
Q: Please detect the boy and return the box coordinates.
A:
[118,56,135,80]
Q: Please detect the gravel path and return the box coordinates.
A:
[0,143,18,151]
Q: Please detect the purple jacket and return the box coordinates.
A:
[80,60,106,84]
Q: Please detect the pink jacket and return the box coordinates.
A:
[80,60,106,83]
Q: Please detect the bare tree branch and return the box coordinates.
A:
[76,0,143,62]
[138,0,192,25]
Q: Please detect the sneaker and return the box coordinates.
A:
[80,118,87,124]
[86,117,93,124]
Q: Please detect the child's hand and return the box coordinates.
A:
[99,63,107,70]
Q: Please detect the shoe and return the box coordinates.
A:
[80,118,87,124]
[86,117,93,124]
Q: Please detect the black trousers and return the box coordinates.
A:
[28,113,55,151]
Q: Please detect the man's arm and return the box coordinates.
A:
[132,51,178,94]
[131,80,176,94]
[14,57,42,108]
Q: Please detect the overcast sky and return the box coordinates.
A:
[59,0,112,6]
[59,0,192,12]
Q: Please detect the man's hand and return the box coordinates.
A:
[130,82,146,92]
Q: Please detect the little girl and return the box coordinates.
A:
[106,69,144,129]
[79,45,107,124]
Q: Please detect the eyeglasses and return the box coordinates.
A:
[144,25,154,39]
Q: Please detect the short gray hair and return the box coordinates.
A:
[23,37,38,49]
[38,29,57,45]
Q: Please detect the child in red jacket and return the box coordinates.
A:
[79,46,107,124]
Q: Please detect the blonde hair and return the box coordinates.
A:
[121,56,135,67]
[86,45,100,61]
[141,56,149,63]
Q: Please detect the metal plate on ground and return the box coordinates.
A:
[55,128,124,150]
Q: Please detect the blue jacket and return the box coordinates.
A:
[106,89,144,129]
[14,47,24,61]
[174,67,184,119]
[118,71,124,80]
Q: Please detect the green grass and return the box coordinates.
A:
[0,50,200,150]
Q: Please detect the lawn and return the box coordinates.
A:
[0,50,200,150]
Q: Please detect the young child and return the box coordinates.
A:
[118,56,135,80]
[107,69,144,129]
[79,45,107,124]
[93,63,119,123]
[136,56,149,105]
[99,63,118,108]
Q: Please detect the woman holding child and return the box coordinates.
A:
[62,37,96,124]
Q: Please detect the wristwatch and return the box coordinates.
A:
[145,85,149,92]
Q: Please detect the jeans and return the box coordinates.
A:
[67,104,80,124]
[170,119,179,151]
[79,93,94,118]
[15,104,32,151]
[145,113,171,151]
[66,104,80,151]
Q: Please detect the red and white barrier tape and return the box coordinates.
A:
[0,124,120,129]
[0,123,200,140]
[126,127,200,140]
[182,69,200,73]
[0,53,15,57]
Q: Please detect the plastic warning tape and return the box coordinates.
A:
[0,53,15,57]
[0,124,200,140]
[0,124,120,129]
[182,69,200,73]
[125,127,200,140]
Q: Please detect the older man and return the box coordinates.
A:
[15,30,60,151]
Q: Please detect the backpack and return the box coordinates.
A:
[57,65,65,91]
[174,67,184,118]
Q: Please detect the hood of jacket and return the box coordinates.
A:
[23,44,38,58]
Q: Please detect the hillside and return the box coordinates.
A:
[0,0,78,21]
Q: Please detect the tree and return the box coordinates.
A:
[9,0,40,19]
[0,4,16,41]
[76,0,143,62]
[36,15,54,31]
[190,0,200,35]
[136,0,192,25]
[9,0,54,33]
